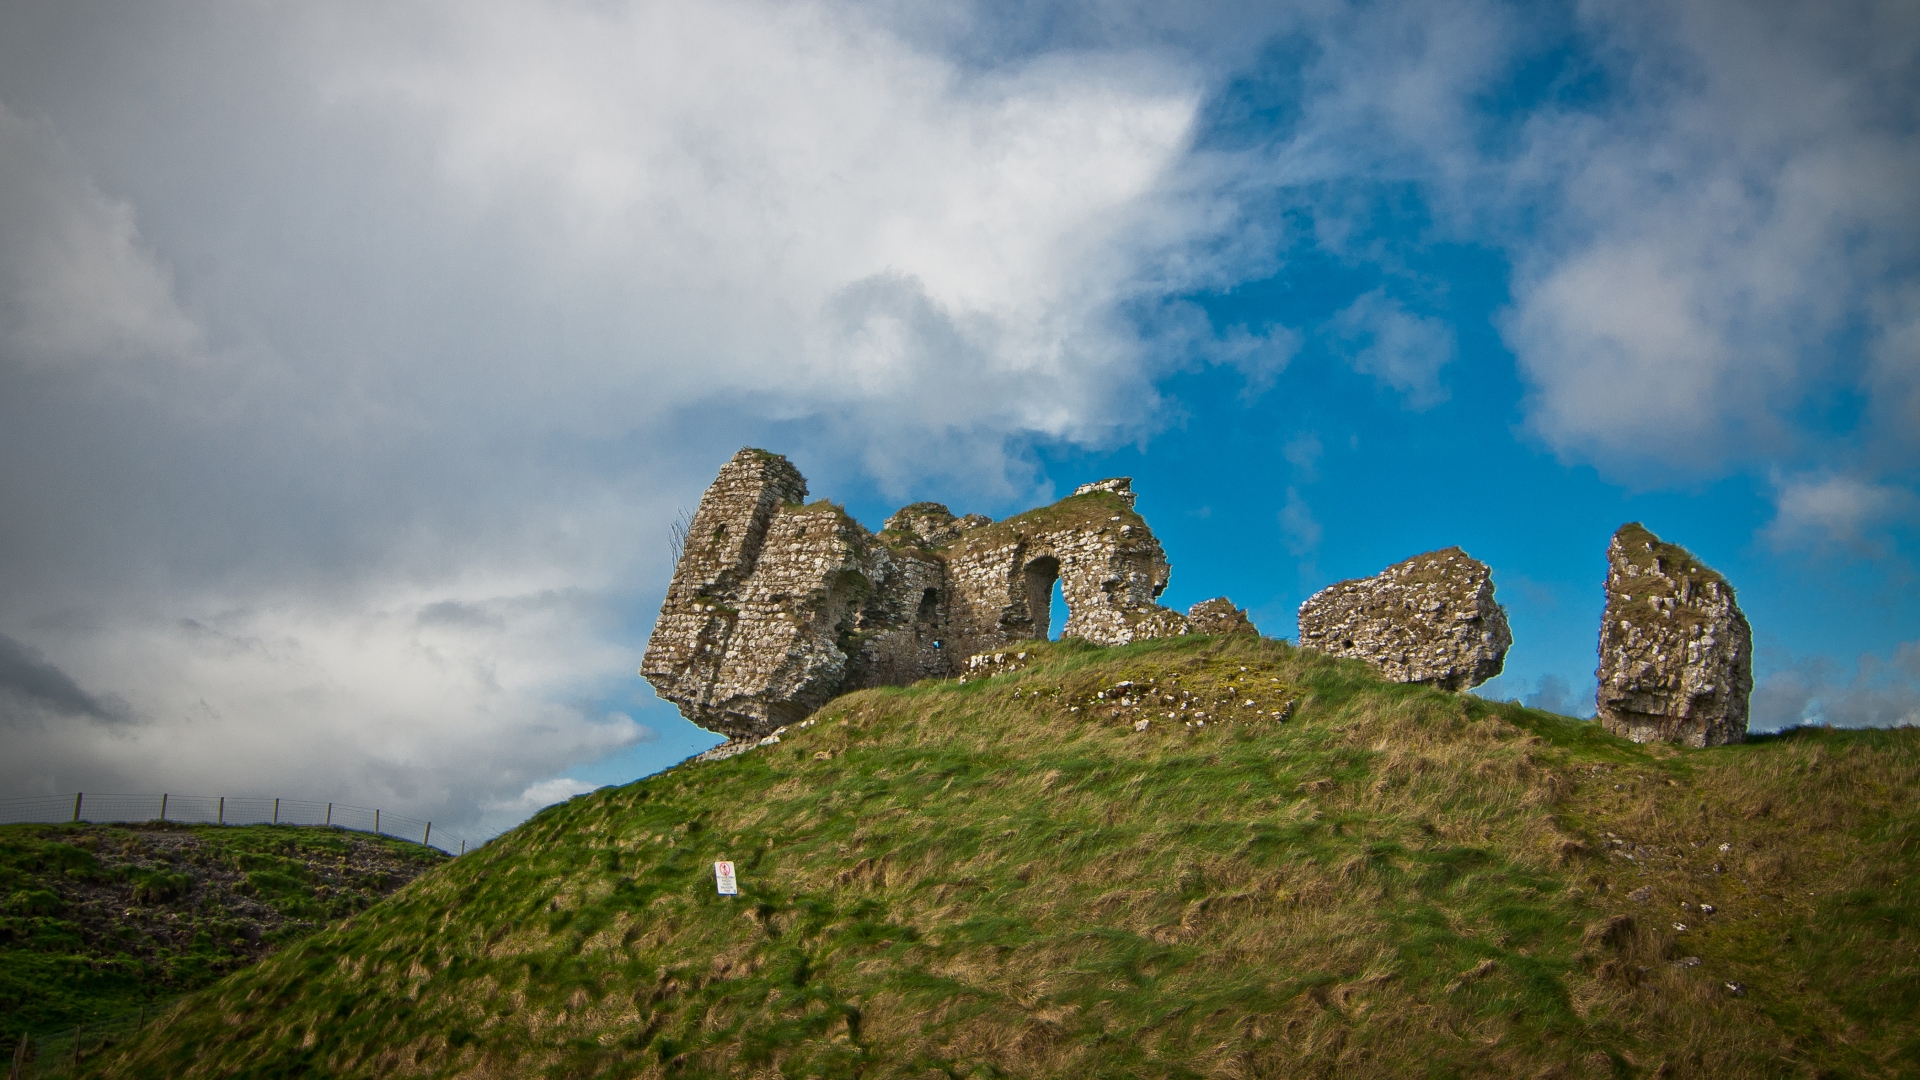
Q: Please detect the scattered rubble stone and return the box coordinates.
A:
[1295,547,1511,691]
[642,449,1209,738]
[1185,597,1258,636]
[1595,523,1753,747]
[1069,670,1297,731]
[960,651,1031,681]
[1072,478,1137,506]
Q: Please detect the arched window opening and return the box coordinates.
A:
[1023,556,1062,641]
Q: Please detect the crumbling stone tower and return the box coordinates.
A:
[642,448,1247,739]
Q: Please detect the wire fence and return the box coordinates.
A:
[0,792,471,857]
[1,794,478,1075]
[8,1004,156,1079]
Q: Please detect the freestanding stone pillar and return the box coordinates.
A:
[1594,523,1753,747]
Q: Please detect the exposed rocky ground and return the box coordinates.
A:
[0,822,444,1043]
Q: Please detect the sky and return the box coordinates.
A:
[0,0,1915,842]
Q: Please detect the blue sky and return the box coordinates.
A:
[1,0,1914,837]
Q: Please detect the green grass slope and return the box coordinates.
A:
[89,637,1920,1079]
[1,822,444,1048]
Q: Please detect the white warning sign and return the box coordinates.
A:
[714,860,738,896]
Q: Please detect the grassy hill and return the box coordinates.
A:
[82,636,1920,1078]
[1,822,444,1051]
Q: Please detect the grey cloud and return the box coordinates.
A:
[417,601,506,630]
[1763,474,1918,556]
[0,632,122,722]
[1483,672,1597,718]
[0,0,1221,836]
[1753,643,1920,731]
[1523,674,1589,718]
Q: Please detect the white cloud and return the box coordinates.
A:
[1282,432,1322,478]
[1504,0,1920,478]
[1330,289,1455,408]
[1205,322,1303,400]
[1765,474,1916,552]
[502,777,604,814]
[302,0,1207,476]
[1278,486,1321,556]
[1867,281,1920,443]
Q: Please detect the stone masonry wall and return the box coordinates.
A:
[639,449,811,738]
[1595,523,1752,747]
[942,479,1189,658]
[1296,547,1511,691]
[643,452,1225,738]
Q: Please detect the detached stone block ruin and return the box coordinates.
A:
[1295,547,1512,691]
[1185,597,1258,637]
[1595,523,1752,747]
[642,448,1255,739]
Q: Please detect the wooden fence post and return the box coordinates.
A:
[159,793,168,821]
[326,803,332,826]
[218,796,224,825]
[374,809,380,836]
[424,821,431,846]
[273,798,280,825]
[72,792,82,822]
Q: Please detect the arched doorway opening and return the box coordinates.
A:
[1023,555,1061,640]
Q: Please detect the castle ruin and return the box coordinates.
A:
[641,448,1251,739]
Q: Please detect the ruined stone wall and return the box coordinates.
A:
[1296,547,1511,691]
[1595,523,1752,747]
[841,540,949,692]
[643,454,1759,753]
[644,452,1224,738]
[1186,598,1257,636]
[942,478,1189,656]
[640,449,810,737]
